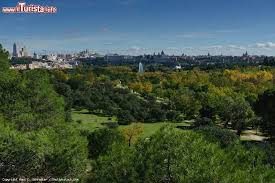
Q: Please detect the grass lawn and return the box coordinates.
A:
[72,109,191,137]
[72,109,117,131]
[72,110,268,141]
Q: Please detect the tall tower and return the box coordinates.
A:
[12,43,18,57]
[138,62,144,74]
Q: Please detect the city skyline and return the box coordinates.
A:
[1,0,275,55]
[8,42,256,57]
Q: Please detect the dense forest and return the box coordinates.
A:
[0,44,275,182]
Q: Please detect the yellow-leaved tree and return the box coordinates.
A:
[121,123,144,147]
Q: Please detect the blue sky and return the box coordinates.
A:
[1,0,275,55]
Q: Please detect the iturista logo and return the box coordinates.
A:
[2,1,57,14]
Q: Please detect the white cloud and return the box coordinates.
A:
[255,42,275,49]
[124,46,149,55]
[128,46,142,51]
[228,45,246,50]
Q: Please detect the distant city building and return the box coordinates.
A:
[19,46,29,57]
[23,46,28,57]
[243,51,249,57]
[65,54,73,60]
[33,52,39,59]
[78,49,90,58]
[9,44,271,71]
[11,64,27,70]
[19,49,23,57]
[12,43,18,57]
[48,54,57,61]
[105,54,125,64]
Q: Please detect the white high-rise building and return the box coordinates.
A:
[19,46,29,57]
[33,52,39,59]
[23,46,28,57]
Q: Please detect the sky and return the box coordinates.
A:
[1,0,275,55]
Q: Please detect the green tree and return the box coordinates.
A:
[170,89,202,119]
[0,118,88,180]
[87,128,124,159]
[91,126,275,183]
[42,124,88,179]
[255,90,275,140]
[0,70,65,131]
[117,110,135,125]
[196,125,239,148]
[89,144,138,183]
[134,126,274,183]
[52,70,68,82]
[0,52,88,180]
[0,44,10,72]
[213,96,254,135]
